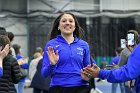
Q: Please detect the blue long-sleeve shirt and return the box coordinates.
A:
[42,35,90,87]
[98,43,140,93]
[109,56,120,65]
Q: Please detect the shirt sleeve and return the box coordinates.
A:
[41,43,57,77]
[0,67,3,77]
[110,57,117,65]
[83,43,90,67]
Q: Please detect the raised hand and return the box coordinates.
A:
[47,46,59,65]
[0,44,10,59]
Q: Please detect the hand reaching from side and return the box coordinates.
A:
[83,64,100,78]
[47,46,59,65]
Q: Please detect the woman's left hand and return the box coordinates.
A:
[81,69,91,81]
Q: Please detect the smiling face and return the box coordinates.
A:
[58,13,76,36]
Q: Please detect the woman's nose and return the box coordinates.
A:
[65,21,70,24]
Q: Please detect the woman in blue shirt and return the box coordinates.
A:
[42,12,91,93]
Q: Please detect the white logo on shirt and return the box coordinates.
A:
[77,47,83,55]
[55,45,60,48]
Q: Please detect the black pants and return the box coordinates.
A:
[48,85,90,93]
[33,88,49,93]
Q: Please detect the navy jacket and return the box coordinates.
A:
[31,59,50,90]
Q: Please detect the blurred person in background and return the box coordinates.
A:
[29,48,43,81]
[0,27,10,77]
[13,44,29,93]
[0,44,9,77]
[0,35,21,93]
[30,59,50,93]
[7,32,16,57]
[109,47,125,93]
[29,47,50,93]
[28,47,43,66]
[118,30,139,93]
[35,47,43,55]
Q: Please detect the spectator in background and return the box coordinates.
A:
[0,27,8,36]
[109,47,125,93]
[13,44,29,93]
[29,47,50,93]
[35,47,43,55]
[7,32,16,57]
[0,35,21,93]
[30,59,50,93]
[0,44,10,77]
[29,49,43,81]
[28,47,43,66]
[0,27,10,77]
[118,30,139,93]
[0,28,15,57]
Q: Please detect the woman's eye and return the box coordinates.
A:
[62,20,66,22]
[69,20,73,23]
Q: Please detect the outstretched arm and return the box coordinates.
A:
[83,44,140,83]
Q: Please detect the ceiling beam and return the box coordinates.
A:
[54,0,74,13]
[38,0,56,11]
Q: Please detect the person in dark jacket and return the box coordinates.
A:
[0,35,21,93]
[30,59,50,93]
[0,44,9,77]
[0,27,9,77]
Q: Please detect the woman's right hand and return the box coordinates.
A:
[47,46,59,65]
